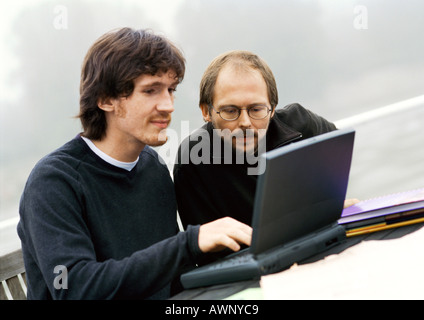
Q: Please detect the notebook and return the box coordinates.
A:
[339,188,424,237]
[180,128,355,289]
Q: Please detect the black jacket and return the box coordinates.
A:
[173,103,337,228]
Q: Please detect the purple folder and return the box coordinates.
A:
[339,188,424,225]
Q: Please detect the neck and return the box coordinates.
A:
[88,135,145,163]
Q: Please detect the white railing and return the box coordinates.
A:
[0,216,19,231]
[334,94,424,128]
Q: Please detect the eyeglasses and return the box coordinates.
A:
[209,104,272,121]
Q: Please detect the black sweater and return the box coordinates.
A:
[18,136,202,299]
[174,103,337,228]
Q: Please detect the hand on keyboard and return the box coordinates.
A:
[198,217,252,253]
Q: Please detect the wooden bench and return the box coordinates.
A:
[0,249,27,300]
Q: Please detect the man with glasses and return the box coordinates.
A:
[173,50,337,229]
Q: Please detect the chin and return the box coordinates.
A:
[147,129,169,146]
[147,138,168,147]
[139,134,167,147]
[232,136,257,151]
[232,142,257,155]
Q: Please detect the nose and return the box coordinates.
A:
[157,91,175,113]
[238,109,252,128]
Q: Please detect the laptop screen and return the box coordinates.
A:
[250,128,355,255]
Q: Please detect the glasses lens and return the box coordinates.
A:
[217,105,270,120]
[248,106,269,119]
[219,106,239,120]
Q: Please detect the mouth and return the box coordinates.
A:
[232,131,257,142]
[150,119,170,129]
[242,135,255,142]
[232,134,257,151]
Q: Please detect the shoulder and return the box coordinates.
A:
[22,138,87,200]
[29,138,85,179]
[180,123,211,149]
[273,103,317,123]
[273,103,337,138]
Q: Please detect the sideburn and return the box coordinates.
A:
[115,100,127,118]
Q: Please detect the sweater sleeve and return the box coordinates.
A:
[18,158,202,300]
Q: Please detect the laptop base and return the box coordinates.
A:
[181,223,346,289]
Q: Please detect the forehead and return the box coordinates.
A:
[213,64,268,105]
[133,70,179,87]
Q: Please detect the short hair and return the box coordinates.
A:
[199,50,278,110]
[78,28,185,140]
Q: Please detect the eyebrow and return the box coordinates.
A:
[219,103,268,108]
[139,80,180,89]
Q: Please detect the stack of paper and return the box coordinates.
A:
[338,188,424,237]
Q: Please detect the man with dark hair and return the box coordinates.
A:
[174,50,340,228]
[18,29,251,300]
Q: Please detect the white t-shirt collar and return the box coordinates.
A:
[81,136,139,171]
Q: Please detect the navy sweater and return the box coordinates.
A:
[18,136,201,299]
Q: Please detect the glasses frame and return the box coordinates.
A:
[209,104,272,121]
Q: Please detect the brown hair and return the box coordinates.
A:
[199,50,278,110]
[78,28,185,140]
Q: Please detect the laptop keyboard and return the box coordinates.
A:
[208,250,254,270]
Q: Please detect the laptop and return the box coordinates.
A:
[180,128,355,289]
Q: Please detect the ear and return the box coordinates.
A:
[97,97,116,112]
[200,103,212,122]
[270,106,276,118]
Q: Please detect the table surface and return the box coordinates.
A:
[170,222,424,300]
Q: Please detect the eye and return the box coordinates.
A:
[143,89,155,94]
[221,107,238,114]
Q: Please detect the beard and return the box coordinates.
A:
[230,128,258,154]
[146,126,169,146]
[217,128,266,154]
[145,112,173,146]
